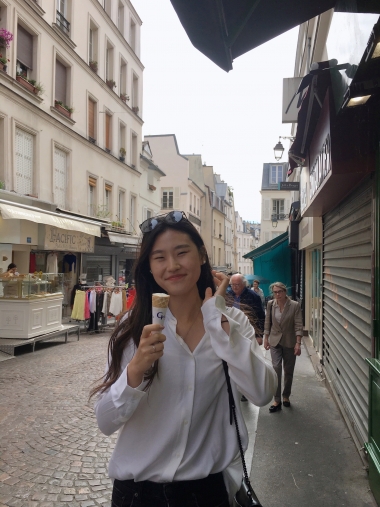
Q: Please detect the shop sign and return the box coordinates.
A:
[310,133,331,200]
[279,182,300,190]
[44,226,94,252]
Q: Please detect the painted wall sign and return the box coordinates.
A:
[44,226,94,252]
[279,182,300,190]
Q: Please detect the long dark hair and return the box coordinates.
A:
[90,217,216,398]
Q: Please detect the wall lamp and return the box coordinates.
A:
[271,216,278,228]
[365,21,380,62]
[273,136,295,161]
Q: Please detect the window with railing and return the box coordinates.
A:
[162,189,173,209]
[56,0,70,35]
[271,199,286,221]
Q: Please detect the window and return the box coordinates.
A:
[131,131,137,167]
[189,192,192,211]
[53,147,67,208]
[218,248,221,266]
[105,183,112,215]
[118,1,124,34]
[104,0,112,17]
[118,190,125,223]
[17,25,33,79]
[120,58,127,98]
[56,0,70,35]
[129,194,136,233]
[89,20,98,64]
[219,222,221,238]
[194,195,196,214]
[130,17,136,51]
[162,189,173,209]
[15,128,33,195]
[213,219,216,236]
[132,73,138,110]
[270,164,283,184]
[88,98,96,143]
[106,42,114,82]
[119,122,126,159]
[272,199,285,218]
[88,176,97,216]
[55,59,67,104]
[105,113,112,153]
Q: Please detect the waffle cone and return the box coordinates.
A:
[152,293,170,309]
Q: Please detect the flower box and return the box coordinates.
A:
[106,79,116,89]
[132,106,139,114]
[148,184,156,191]
[16,75,36,93]
[54,102,72,118]
[0,62,6,72]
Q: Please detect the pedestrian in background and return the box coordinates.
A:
[252,279,265,310]
[264,282,303,412]
[91,211,276,507]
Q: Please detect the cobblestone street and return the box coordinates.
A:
[0,333,116,507]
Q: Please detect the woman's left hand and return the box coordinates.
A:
[203,270,230,304]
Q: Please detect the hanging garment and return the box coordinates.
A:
[127,288,136,310]
[109,291,123,316]
[46,253,58,273]
[122,289,127,312]
[29,253,36,273]
[89,290,96,313]
[85,292,90,320]
[71,290,86,320]
[87,292,104,332]
[63,253,77,272]
[101,291,108,315]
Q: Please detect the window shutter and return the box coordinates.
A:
[105,183,112,192]
[88,99,95,139]
[105,114,111,150]
[17,25,33,69]
[263,198,270,220]
[89,176,97,187]
[54,147,66,208]
[174,187,180,210]
[55,60,67,103]
[15,128,33,195]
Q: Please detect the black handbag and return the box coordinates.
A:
[222,361,263,507]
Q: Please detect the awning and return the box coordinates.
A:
[107,232,140,245]
[243,232,292,295]
[170,0,380,72]
[0,201,101,237]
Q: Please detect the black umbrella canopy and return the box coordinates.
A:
[170,0,380,72]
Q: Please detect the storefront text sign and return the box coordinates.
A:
[279,182,300,190]
[310,133,331,200]
[44,226,94,252]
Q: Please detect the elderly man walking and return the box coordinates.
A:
[229,274,266,401]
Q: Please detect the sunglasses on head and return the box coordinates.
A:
[139,211,188,234]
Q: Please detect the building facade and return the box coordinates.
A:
[259,162,291,246]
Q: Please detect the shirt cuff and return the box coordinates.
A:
[111,364,147,410]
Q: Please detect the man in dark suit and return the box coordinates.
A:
[229,273,266,401]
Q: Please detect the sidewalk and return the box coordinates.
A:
[249,342,377,507]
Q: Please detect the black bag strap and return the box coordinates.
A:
[222,360,251,487]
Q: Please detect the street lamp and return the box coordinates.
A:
[272,215,278,228]
[273,136,295,161]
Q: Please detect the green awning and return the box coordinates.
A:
[244,232,292,297]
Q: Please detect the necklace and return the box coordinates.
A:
[178,308,202,341]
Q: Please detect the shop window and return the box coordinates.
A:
[88,176,97,216]
[53,147,67,208]
[15,127,34,196]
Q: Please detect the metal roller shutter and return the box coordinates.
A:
[323,177,373,445]
[85,256,112,282]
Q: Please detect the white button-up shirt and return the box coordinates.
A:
[95,296,277,484]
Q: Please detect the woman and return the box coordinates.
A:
[91,211,277,507]
[252,279,265,309]
[264,282,303,413]
[5,263,18,276]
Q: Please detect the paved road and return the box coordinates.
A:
[0,333,116,507]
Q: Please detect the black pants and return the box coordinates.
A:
[111,472,229,507]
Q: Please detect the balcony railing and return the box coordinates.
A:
[271,213,287,221]
[56,10,70,35]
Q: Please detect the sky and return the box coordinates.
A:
[132,0,299,222]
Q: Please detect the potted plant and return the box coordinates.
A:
[54,100,74,118]
[0,28,13,49]
[132,106,139,114]
[120,93,129,103]
[16,73,36,93]
[32,81,44,96]
[106,79,116,89]
[0,54,9,72]
[89,60,98,72]
[119,147,126,162]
